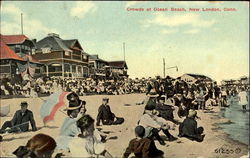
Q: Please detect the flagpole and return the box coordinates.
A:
[21,13,23,35]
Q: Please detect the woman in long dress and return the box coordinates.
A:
[69,115,113,158]
[56,104,82,151]
[238,88,249,110]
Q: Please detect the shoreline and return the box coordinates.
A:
[0,94,249,158]
[212,113,249,147]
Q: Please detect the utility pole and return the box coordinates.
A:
[163,58,166,78]
[21,13,23,35]
[123,42,125,61]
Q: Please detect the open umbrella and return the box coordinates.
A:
[40,91,70,124]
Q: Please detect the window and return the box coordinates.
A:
[15,45,21,53]
[31,49,36,55]
[65,51,70,56]
[48,63,62,72]
[72,65,76,73]
[42,48,51,54]
[64,64,71,73]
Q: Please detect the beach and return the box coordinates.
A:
[0,94,249,158]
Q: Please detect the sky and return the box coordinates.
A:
[0,1,249,82]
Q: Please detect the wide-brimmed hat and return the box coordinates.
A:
[64,101,83,111]
[188,109,197,118]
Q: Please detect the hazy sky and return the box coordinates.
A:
[1,1,249,82]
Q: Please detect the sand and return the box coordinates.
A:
[0,93,249,158]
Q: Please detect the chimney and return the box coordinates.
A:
[48,33,60,38]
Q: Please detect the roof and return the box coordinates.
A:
[89,54,107,63]
[108,61,128,69]
[183,73,212,80]
[36,35,71,52]
[0,40,24,61]
[23,55,41,64]
[63,39,83,51]
[35,34,84,53]
[1,34,29,44]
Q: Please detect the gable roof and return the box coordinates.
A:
[0,40,24,61]
[108,61,128,69]
[63,39,83,51]
[184,73,212,80]
[35,34,84,53]
[1,34,29,44]
[89,54,108,63]
[35,35,71,52]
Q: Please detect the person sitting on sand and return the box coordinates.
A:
[96,97,124,126]
[0,101,37,134]
[56,103,82,151]
[155,96,176,123]
[13,133,57,158]
[123,125,164,158]
[178,109,204,142]
[138,103,177,146]
[69,114,113,158]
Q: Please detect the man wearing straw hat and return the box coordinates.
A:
[178,109,204,142]
[0,101,37,134]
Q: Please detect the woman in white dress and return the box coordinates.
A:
[238,88,248,110]
[69,115,113,158]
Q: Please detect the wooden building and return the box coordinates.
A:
[180,73,213,84]
[0,34,43,80]
[108,61,128,78]
[89,55,109,78]
[32,33,89,78]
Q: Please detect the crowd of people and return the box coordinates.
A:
[0,75,249,158]
[0,77,148,98]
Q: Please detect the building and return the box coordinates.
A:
[0,39,24,79]
[180,73,213,84]
[32,33,89,78]
[0,34,43,80]
[89,55,109,78]
[108,61,128,79]
[221,76,249,87]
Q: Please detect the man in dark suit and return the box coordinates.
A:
[0,101,37,133]
[96,97,124,126]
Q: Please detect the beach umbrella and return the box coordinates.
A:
[40,91,70,124]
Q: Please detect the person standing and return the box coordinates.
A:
[238,88,249,110]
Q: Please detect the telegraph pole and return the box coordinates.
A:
[163,58,166,78]
[123,42,126,61]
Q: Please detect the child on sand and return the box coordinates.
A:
[123,125,164,158]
